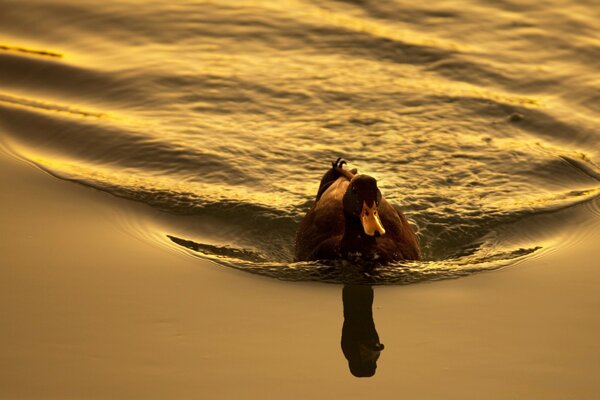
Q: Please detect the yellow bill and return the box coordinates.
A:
[360,201,386,237]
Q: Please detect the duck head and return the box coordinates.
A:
[343,175,386,237]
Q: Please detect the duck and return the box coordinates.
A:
[295,158,420,263]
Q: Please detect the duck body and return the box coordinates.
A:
[295,160,420,263]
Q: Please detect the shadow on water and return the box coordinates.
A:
[166,233,540,285]
[162,191,600,286]
[341,284,384,377]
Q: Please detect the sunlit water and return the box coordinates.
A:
[1,0,599,284]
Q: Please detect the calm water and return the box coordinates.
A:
[1,0,599,284]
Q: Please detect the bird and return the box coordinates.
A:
[295,158,420,263]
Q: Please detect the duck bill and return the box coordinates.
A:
[360,201,386,237]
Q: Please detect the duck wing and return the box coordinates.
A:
[295,177,349,261]
[377,198,420,261]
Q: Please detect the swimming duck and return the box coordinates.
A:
[295,158,420,263]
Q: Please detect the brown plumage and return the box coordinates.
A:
[295,159,420,263]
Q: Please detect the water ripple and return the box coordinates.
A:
[1,0,599,284]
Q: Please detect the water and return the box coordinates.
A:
[1,0,599,284]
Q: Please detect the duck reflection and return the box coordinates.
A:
[341,284,384,377]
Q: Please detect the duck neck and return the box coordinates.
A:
[341,212,376,257]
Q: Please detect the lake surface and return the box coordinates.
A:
[1,0,599,284]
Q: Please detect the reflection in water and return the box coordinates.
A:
[341,285,384,377]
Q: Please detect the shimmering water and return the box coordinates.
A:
[1,0,599,283]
